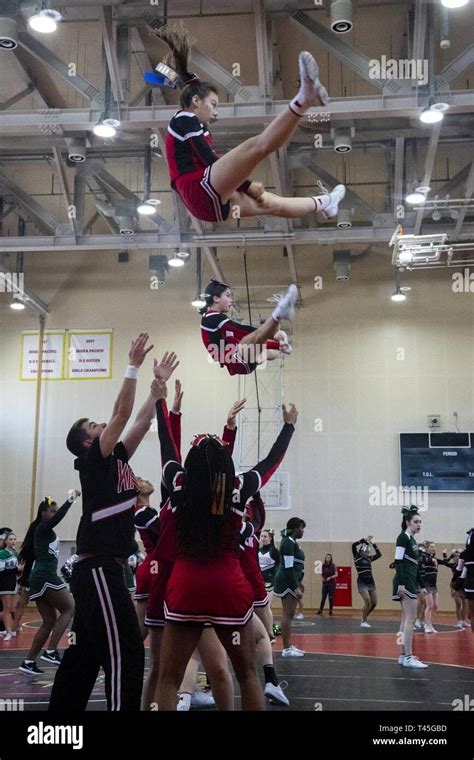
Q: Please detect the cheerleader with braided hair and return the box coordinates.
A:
[151,23,345,225]
[150,376,297,710]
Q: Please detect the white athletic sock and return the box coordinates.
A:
[288,97,308,117]
[312,194,331,212]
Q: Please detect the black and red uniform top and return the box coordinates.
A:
[151,406,238,564]
[165,110,252,191]
[74,438,139,558]
[166,110,218,188]
[155,397,295,559]
[201,311,280,368]
[134,503,159,555]
[239,496,266,576]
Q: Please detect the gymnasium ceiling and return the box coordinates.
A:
[0,0,473,313]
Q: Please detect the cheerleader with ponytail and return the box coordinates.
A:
[150,23,345,225]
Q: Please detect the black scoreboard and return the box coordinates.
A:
[400,433,474,492]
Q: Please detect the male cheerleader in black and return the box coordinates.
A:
[49,339,178,711]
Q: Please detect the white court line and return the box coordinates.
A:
[275,652,474,669]
[15,699,106,706]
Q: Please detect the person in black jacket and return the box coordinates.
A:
[352,536,381,628]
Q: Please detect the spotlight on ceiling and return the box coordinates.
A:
[0,17,18,49]
[93,118,120,138]
[391,287,407,302]
[441,0,468,7]
[10,294,25,310]
[333,250,352,281]
[419,106,444,124]
[405,185,430,205]
[67,137,86,163]
[28,9,62,34]
[334,128,352,153]
[137,198,161,215]
[191,294,206,309]
[168,249,191,268]
[337,208,352,229]
[330,0,353,33]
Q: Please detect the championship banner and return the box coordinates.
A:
[20,331,65,381]
[334,566,352,606]
[66,330,113,380]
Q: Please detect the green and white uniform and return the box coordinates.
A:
[29,499,73,600]
[0,549,19,594]
[392,530,424,601]
[258,544,280,590]
[274,535,305,598]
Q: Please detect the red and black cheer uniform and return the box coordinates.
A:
[166,110,253,223]
[133,503,159,601]
[145,413,237,628]
[459,537,474,600]
[155,398,295,626]
[201,311,280,376]
[133,411,181,603]
[49,438,144,712]
[239,497,269,608]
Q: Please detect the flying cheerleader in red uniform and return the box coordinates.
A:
[200,280,297,375]
[149,24,346,224]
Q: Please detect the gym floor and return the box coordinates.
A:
[1,609,472,711]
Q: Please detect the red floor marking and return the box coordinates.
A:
[2,611,473,668]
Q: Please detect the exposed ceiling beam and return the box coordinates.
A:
[0,171,61,235]
[414,122,442,234]
[269,18,284,100]
[18,31,103,106]
[99,6,125,103]
[83,210,100,234]
[187,217,227,282]
[253,0,271,99]
[2,217,472,253]
[51,147,76,236]
[2,90,472,135]
[288,8,408,94]
[94,165,174,232]
[453,163,474,238]
[412,0,427,65]
[438,44,474,86]
[434,162,473,199]
[85,176,120,234]
[0,263,49,316]
[11,49,56,109]
[133,28,167,106]
[301,158,382,223]
[73,163,86,235]
[189,48,252,100]
[0,85,34,111]
[393,137,405,216]
[269,148,299,284]
[117,25,131,107]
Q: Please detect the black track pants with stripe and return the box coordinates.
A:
[49,558,144,711]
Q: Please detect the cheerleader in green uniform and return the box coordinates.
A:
[0,532,19,641]
[19,492,79,675]
[392,506,428,669]
[273,517,306,657]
